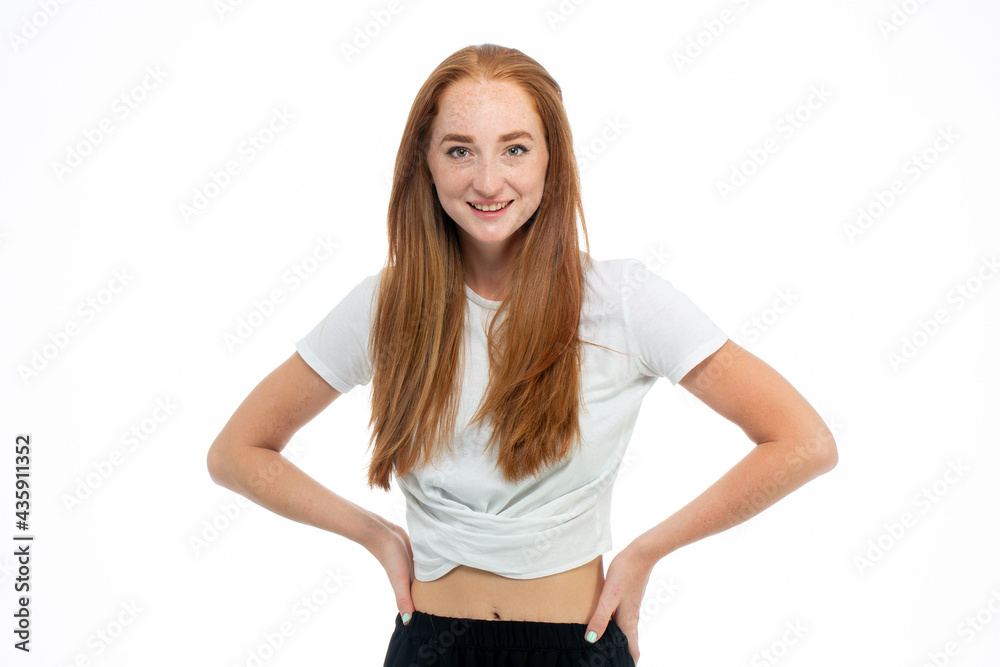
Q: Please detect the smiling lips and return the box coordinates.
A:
[469,200,513,212]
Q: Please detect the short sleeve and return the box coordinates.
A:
[294,270,381,394]
[621,259,729,385]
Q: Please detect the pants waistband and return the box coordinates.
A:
[395,610,629,651]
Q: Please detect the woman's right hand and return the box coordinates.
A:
[369,515,416,625]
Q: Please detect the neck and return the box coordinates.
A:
[459,228,525,301]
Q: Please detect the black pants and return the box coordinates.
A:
[382,610,636,666]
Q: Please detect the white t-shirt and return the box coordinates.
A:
[294,253,729,581]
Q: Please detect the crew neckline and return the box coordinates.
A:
[464,283,502,309]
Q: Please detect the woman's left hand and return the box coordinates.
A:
[583,542,655,665]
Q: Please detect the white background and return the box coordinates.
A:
[2,0,998,665]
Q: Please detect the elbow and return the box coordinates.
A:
[206,442,231,487]
[825,436,839,471]
[810,424,838,475]
[817,441,838,475]
[779,422,837,478]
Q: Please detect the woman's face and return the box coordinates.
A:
[426,79,549,262]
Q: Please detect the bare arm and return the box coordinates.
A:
[206,351,391,555]
[632,339,839,566]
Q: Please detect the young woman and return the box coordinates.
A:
[207,43,838,666]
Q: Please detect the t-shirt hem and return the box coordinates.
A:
[415,542,613,582]
[294,340,353,395]
[666,332,729,385]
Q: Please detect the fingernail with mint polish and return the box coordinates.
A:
[585,630,597,643]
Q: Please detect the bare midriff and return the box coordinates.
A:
[410,554,604,623]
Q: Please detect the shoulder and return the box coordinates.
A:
[351,266,385,304]
[363,266,385,288]
[581,252,672,306]
[580,252,639,293]
[312,266,384,323]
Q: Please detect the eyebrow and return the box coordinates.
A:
[439,130,534,145]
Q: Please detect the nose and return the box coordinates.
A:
[472,157,502,196]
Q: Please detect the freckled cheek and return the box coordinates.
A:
[432,171,465,199]
[516,168,547,201]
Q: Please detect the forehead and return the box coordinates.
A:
[431,79,542,137]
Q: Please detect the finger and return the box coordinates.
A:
[583,593,619,644]
[620,619,640,664]
[398,595,415,626]
[395,582,414,610]
[395,585,414,624]
[390,573,415,625]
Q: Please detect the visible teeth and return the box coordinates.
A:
[471,200,511,212]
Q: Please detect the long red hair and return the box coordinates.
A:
[366,43,591,491]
